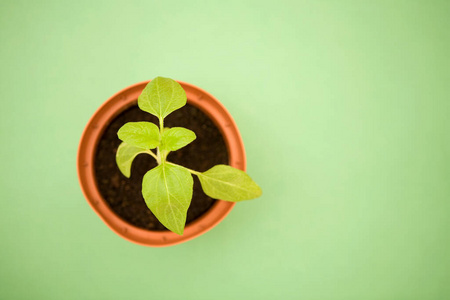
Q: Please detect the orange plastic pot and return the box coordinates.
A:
[77,80,246,247]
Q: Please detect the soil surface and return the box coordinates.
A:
[94,104,228,231]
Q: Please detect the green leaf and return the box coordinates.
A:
[142,163,193,235]
[161,127,196,151]
[117,122,160,149]
[197,165,262,201]
[138,77,187,119]
[115,142,148,178]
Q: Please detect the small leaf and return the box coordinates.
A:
[142,163,193,235]
[197,165,262,201]
[138,77,187,119]
[117,122,160,149]
[161,127,196,151]
[115,142,148,178]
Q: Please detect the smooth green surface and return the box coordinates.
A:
[138,76,187,119]
[142,163,193,235]
[118,122,160,149]
[198,165,263,201]
[0,1,449,299]
[115,142,148,178]
[161,127,196,151]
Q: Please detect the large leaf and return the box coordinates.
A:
[138,77,187,119]
[115,142,147,178]
[117,122,160,149]
[161,127,196,151]
[142,163,193,235]
[197,165,262,201]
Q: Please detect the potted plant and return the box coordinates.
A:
[77,77,261,247]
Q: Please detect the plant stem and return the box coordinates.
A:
[156,147,161,164]
[145,149,158,161]
[165,161,201,176]
[157,117,164,165]
[159,118,164,135]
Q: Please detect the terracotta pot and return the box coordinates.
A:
[77,80,246,247]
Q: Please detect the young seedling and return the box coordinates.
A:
[115,77,262,235]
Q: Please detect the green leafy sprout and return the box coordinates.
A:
[115,77,262,235]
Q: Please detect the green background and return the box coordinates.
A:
[1,1,449,299]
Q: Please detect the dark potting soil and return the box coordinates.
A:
[94,104,228,231]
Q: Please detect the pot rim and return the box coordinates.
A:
[77,80,246,247]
